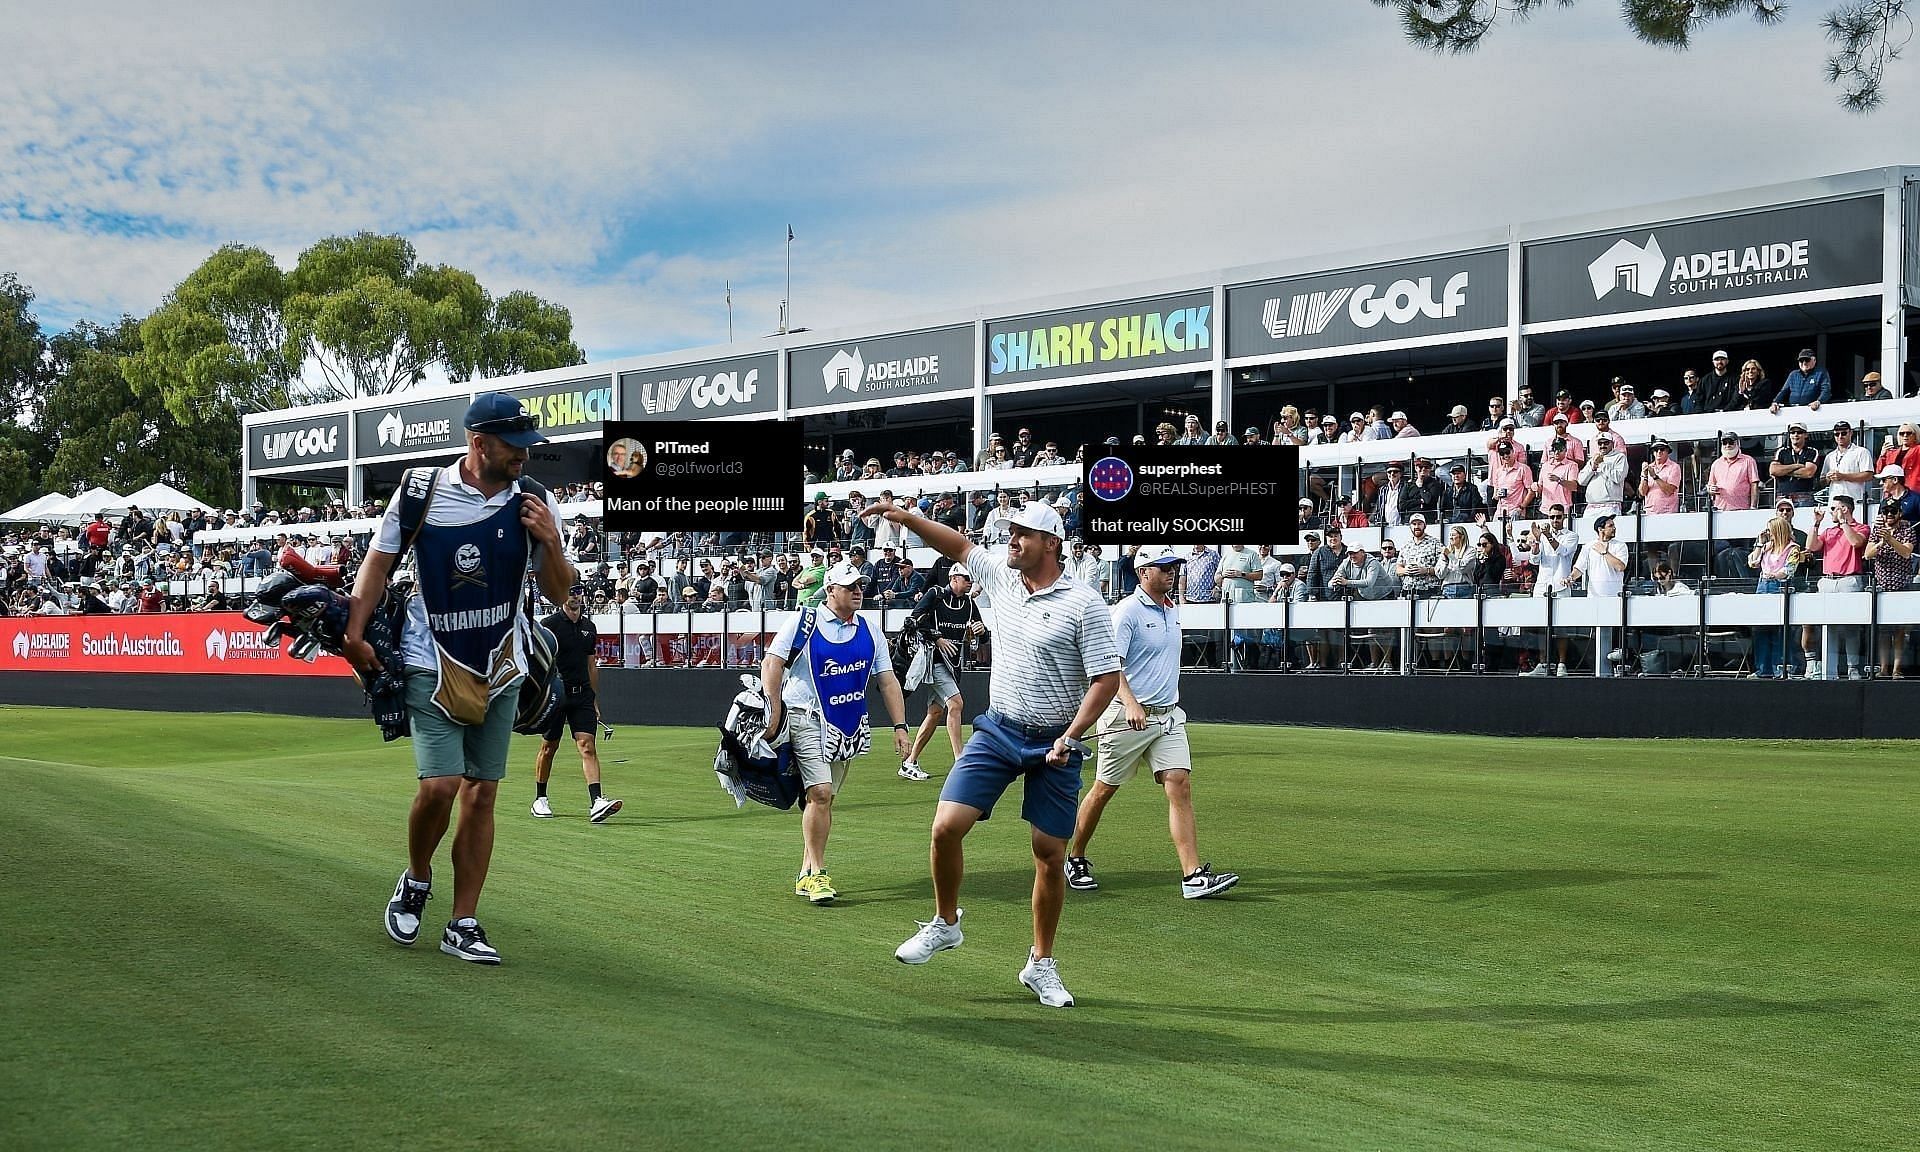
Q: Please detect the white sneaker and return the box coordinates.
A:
[1804,659,1823,679]
[530,796,553,818]
[898,761,930,781]
[1522,664,1550,677]
[588,795,623,823]
[1180,863,1240,899]
[1554,663,1568,677]
[1018,949,1075,1007]
[894,910,963,964]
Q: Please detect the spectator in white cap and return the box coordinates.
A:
[1646,388,1674,416]
[1064,545,1238,903]
[1311,414,1340,445]
[1440,404,1473,436]
[1877,464,1920,522]
[899,562,986,782]
[761,560,912,906]
[1388,411,1420,438]
[1607,384,1647,422]
[872,494,1120,1007]
[1823,420,1875,507]
[1702,350,1737,410]
[1484,416,1527,465]
[1396,512,1442,597]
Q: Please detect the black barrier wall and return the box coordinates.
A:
[5,670,1919,741]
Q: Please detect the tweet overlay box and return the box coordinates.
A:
[601,421,802,532]
[1080,446,1298,545]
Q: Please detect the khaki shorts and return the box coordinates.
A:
[786,707,851,794]
[1094,700,1191,786]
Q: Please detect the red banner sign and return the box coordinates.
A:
[0,614,354,677]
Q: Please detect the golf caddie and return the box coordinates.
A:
[761,561,912,906]
[346,392,573,966]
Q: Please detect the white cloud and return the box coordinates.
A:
[0,0,1912,367]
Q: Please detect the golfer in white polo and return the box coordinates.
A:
[1065,546,1238,899]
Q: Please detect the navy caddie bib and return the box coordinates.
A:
[412,497,530,724]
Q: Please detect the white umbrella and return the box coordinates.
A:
[0,492,72,522]
[120,481,216,513]
[45,486,128,522]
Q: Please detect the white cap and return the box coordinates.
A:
[1134,545,1184,570]
[1008,502,1066,539]
[1712,350,1730,359]
[1498,417,1517,429]
[1389,410,1408,422]
[1877,464,1906,480]
[948,563,970,578]
[824,562,868,587]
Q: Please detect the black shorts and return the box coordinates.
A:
[542,688,598,742]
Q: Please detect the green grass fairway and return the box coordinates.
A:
[2,706,1917,1150]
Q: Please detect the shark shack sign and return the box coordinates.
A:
[1525,195,1884,323]
[0,616,351,676]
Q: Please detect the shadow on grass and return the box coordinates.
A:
[892,1012,1657,1084]
[1153,992,1879,1028]
[1222,868,1720,903]
[853,866,1719,907]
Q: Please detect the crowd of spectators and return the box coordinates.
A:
[6,344,1910,676]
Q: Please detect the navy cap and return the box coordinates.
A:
[464,392,548,447]
[568,582,587,595]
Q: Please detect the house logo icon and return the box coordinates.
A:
[1587,235,1666,300]
[377,411,403,447]
[206,629,229,661]
[11,632,28,660]
[823,348,864,395]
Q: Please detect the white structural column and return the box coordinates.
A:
[1882,171,1908,398]
[1210,282,1231,433]
[972,318,993,464]
[1505,227,1527,405]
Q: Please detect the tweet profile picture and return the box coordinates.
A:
[607,437,646,478]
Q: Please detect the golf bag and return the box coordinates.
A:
[512,617,564,736]
[246,545,412,740]
[890,627,934,694]
[713,674,804,811]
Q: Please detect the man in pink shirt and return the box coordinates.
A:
[1802,493,1868,679]
[1484,417,1529,468]
[1532,436,1582,516]
[1586,411,1627,456]
[1547,412,1585,465]
[1487,441,1534,518]
[1707,435,1760,511]
[1637,440,1684,515]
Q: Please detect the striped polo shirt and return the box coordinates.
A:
[965,544,1120,728]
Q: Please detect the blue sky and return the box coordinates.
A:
[2,0,1915,367]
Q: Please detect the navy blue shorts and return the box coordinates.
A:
[938,710,1082,841]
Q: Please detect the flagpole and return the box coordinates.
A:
[782,225,793,334]
[725,280,733,342]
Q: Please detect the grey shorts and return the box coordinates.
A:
[927,662,961,705]
[406,671,515,782]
